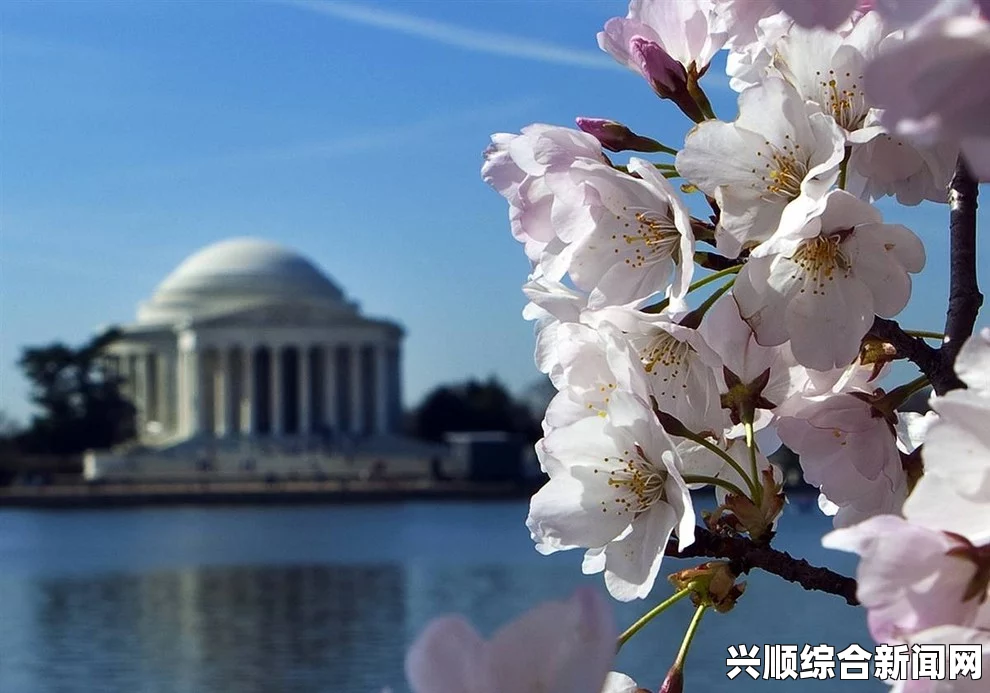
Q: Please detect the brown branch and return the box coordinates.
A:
[667,527,859,606]
[868,158,981,396]
[868,316,940,381]
[937,157,983,395]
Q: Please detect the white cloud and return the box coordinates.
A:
[274,0,620,71]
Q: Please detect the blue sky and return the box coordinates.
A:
[2,0,986,425]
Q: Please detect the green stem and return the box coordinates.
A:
[673,604,709,669]
[683,434,760,500]
[904,330,945,341]
[678,277,735,329]
[838,146,851,190]
[643,265,742,314]
[884,374,931,409]
[682,474,748,499]
[687,78,717,121]
[743,422,762,507]
[617,586,693,650]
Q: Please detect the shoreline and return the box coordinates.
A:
[0,479,540,509]
[0,479,818,510]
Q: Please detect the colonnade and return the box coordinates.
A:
[112,341,401,441]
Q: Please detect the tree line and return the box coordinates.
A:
[0,329,548,483]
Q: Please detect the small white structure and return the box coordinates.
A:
[85,238,447,481]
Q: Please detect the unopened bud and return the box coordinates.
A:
[575,117,672,154]
[630,38,705,122]
[659,664,684,693]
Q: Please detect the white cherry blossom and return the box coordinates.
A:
[776,389,908,527]
[890,626,990,693]
[599,0,727,75]
[712,0,779,49]
[699,291,798,437]
[521,273,591,379]
[551,157,696,309]
[676,77,846,258]
[865,16,990,179]
[846,114,959,205]
[405,588,617,693]
[725,11,792,92]
[588,306,727,435]
[733,190,925,371]
[904,328,990,543]
[774,0,859,29]
[543,321,642,431]
[771,11,885,141]
[601,673,643,693]
[528,391,696,600]
[482,124,606,264]
[823,516,989,643]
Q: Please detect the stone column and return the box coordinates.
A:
[324,344,337,433]
[375,343,389,434]
[156,352,169,432]
[299,345,311,436]
[214,348,229,437]
[134,353,147,435]
[271,345,283,436]
[241,347,255,435]
[141,351,158,426]
[161,351,175,435]
[350,343,363,435]
[179,332,200,438]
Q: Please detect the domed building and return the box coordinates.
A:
[86,238,443,481]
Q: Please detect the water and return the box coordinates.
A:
[0,499,881,692]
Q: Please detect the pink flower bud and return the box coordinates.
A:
[630,37,687,96]
[575,117,670,154]
[659,664,684,693]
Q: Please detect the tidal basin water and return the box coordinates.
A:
[0,498,882,692]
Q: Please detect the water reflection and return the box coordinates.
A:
[4,565,409,693]
[0,502,881,693]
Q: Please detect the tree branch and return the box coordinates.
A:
[868,316,940,382]
[867,158,982,395]
[937,157,983,395]
[667,527,859,606]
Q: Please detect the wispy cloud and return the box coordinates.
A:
[273,0,620,71]
[254,97,543,161]
[117,97,543,178]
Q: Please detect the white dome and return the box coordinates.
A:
[137,238,348,324]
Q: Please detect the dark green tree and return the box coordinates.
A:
[410,376,541,443]
[16,328,136,455]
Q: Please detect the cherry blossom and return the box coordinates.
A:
[865,16,990,179]
[599,0,727,76]
[725,11,793,93]
[733,190,925,370]
[774,0,859,29]
[587,306,727,435]
[776,387,908,527]
[675,77,846,258]
[903,328,990,543]
[712,0,780,49]
[521,272,591,379]
[405,587,617,693]
[542,321,642,431]
[551,158,696,309]
[771,11,885,140]
[823,516,989,643]
[482,124,605,264]
[601,673,644,693]
[698,292,798,437]
[846,115,958,205]
[527,390,696,600]
[890,626,990,693]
